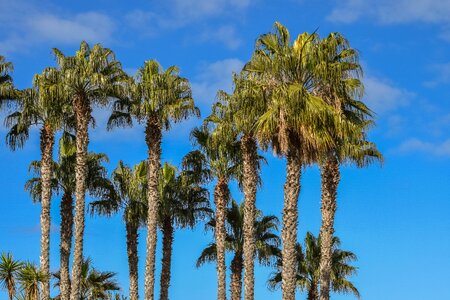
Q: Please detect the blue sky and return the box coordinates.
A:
[1,0,450,299]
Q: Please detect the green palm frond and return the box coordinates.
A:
[267,232,360,298]
[197,199,280,269]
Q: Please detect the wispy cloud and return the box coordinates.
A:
[327,0,450,24]
[126,0,252,30]
[197,25,242,50]
[396,138,450,157]
[124,0,253,49]
[169,0,252,25]
[191,58,244,109]
[11,222,60,235]
[364,75,414,114]
[424,63,450,87]
[0,1,116,54]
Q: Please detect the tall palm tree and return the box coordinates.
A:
[158,161,211,300]
[187,124,240,300]
[215,73,267,300]
[313,33,382,300]
[0,55,15,107]
[0,253,23,300]
[53,258,120,300]
[245,22,339,300]
[26,133,112,300]
[268,232,360,300]
[90,160,148,300]
[197,200,280,300]
[17,262,48,300]
[5,68,68,300]
[108,59,198,300]
[50,41,128,300]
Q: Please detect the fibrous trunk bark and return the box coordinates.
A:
[241,135,258,300]
[230,253,243,300]
[39,124,54,300]
[60,191,74,300]
[159,217,174,300]
[307,280,318,300]
[319,157,340,300]
[215,177,230,300]
[144,116,162,300]
[126,220,139,300]
[281,148,301,300]
[70,97,91,300]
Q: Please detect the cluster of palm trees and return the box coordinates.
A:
[0,21,382,300]
[0,252,123,300]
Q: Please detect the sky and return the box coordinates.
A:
[1,0,450,299]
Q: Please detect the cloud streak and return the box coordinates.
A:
[0,1,116,54]
[327,0,450,24]
[364,75,414,114]
[396,138,450,157]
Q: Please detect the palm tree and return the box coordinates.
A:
[26,133,113,300]
[108,59,198,300]
[51,41,128,300]
[313,33,383,300]
[90,160,148,300]
[17,262,48,300]
[187,123,240,300]
[53,258,120,300]
[215,73,266,300]
[5,68,68,300]
[245,22,339,300]
[0,253,23,300]
[197,200,280,300]
[268,232,360,300]
[158,161,211,300]
[0,55,15,107]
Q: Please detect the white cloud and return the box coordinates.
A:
[327,0,450,24]
[197,25,242,50]
[364,75,414,114]
[171,0,252,23]
[124,0,253,48]
[126,0,252,30]
[0,1,115,54]
[326,0,365,24]
[191,58,244,109]
[29,13,115,44]
[424,63,450,87]
[396,138,450,157]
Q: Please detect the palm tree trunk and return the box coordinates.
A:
[7,283,14,300]
[39,124,54,300]
[70,97,91,300]
[60,191,74,300]
[159,217,174,300]
[307,280,318,300]
[241,135,257,300]
[281,148,301,300]
[319,157,340,300]
[215,176,229,300]
[144,116,162,300]
[230,252,243,300]
[126,220,139,300]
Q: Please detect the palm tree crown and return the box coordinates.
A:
[197,199,280,300]
[53,258,120,300]
[0,56,15,108]
[268,232,360,299]
[0,252,23,300]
